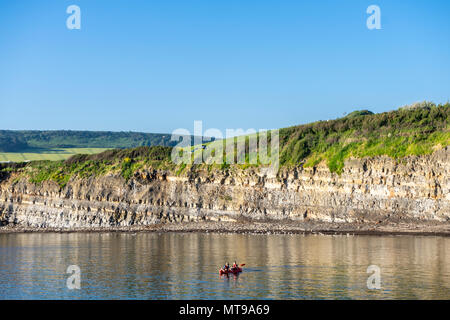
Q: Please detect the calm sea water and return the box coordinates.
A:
[0,232,449,300]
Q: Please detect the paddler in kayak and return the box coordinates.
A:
[221,262,230,273]
[219,261,243,275]
[231,261,243,273]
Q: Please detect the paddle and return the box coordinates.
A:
[240,263,246,267]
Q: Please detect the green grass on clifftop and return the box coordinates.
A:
[18,146,174,188]
[1,102,449,186]
[278,102,449,173]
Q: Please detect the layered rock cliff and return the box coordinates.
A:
[0,147,449,229]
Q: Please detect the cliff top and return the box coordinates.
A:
[1,102,449,187]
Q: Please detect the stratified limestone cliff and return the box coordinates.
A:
[0,147,448,229]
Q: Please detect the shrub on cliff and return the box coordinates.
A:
[64,146,172,164]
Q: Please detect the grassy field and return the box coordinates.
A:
[0,148,110,162]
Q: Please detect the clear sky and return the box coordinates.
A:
[1,0,449,134]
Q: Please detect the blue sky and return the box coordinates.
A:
[0,0,449,134]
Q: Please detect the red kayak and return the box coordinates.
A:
[219,267,242,275]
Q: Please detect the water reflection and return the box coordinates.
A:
[0,233,449,299]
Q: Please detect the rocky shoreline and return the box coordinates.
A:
[1,219,450,237]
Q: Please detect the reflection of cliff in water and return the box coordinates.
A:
[0,233,449,299]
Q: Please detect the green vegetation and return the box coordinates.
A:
[344,110,374,118]
[278,102,449,173]
[0,135,28,152]
[2,102,449,186]
[13,146,174,187]
[0,130,201,162]
[0,148,110,162]
[0,130,190,150]
[189,102,449,173]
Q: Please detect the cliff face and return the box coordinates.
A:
[0,148,448,229]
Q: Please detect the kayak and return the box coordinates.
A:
[219,267,242,275]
